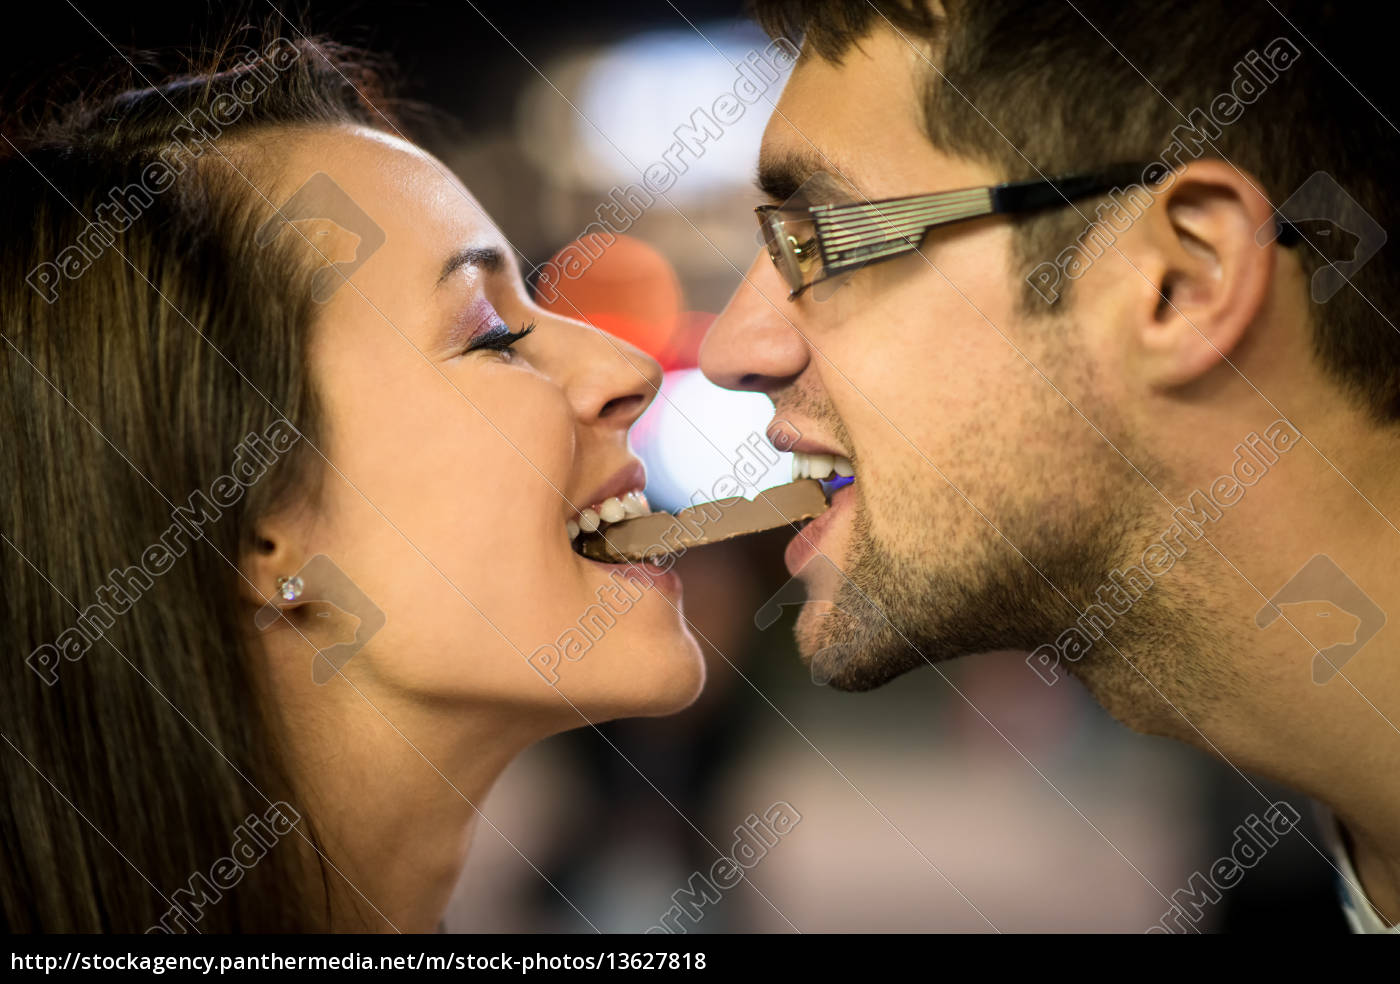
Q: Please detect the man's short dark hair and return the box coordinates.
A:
[749,0,1400,423]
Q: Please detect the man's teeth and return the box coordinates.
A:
[568,491,651,541]
[791,451,855,481]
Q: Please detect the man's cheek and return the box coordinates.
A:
[847,463,898,552]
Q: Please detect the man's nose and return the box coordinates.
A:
[699,252,809,395]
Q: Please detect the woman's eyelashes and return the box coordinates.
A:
[464,320,536,359]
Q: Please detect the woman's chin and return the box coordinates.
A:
[642,634,707,716]
[564,630,706,723]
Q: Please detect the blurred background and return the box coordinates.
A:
[4,0,1347,933]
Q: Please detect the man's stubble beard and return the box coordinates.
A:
[799,419,1241,735]
[803,479,1130,690]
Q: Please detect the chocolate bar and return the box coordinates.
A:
[577,479,829,564]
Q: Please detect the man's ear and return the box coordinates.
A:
[1120,160,1279,389]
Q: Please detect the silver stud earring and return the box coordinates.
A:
[276,576,304,602]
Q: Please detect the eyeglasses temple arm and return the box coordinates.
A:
[990,172,1139,215]
[991,170,1304,248]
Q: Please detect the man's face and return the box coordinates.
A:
[701,26,1158,691]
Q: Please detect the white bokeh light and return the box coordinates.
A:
[519,22,789,200]
[631,368,790,512]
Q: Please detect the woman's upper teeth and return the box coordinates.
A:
[791,451,855,480]
[569,490,650,541]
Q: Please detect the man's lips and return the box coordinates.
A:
[785,480,855,576]
[783,438,851,458]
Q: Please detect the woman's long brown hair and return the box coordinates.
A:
[1,26,398,932]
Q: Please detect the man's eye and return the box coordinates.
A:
[465,321,536,357]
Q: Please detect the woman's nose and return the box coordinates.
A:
[561,320,663,431]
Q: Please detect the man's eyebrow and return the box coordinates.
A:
[756,153,814,202]
[436,246,503,288]
[755,151,850,203]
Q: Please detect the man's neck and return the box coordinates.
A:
[1341,812,1400,927]
[1161,454,1400,928]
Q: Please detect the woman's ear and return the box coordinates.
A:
[239,519,302,609]
[1124,159,1279,389]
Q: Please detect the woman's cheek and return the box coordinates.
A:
[481,368,577,482]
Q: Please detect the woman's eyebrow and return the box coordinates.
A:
[436,245,503,289]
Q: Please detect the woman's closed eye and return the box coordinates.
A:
[464,320,536,360]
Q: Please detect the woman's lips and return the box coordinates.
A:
[576,549,683,598]
[567,459,651,542]
[579,460,647,516]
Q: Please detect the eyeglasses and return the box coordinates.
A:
[755,165,1305,300]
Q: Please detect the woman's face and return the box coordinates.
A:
[254,125,703,724]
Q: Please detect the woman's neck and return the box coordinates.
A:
[281,688,546,932]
